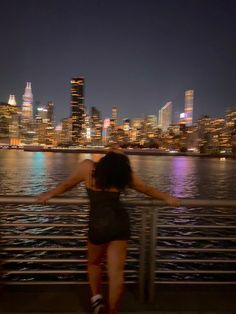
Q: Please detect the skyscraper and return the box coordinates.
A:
[0,102,19,144]
[22,82,33,120]
[46,101,54,122]
[8,95,17,106]
[145,115,158,129]
[184,90,194,126]
[158,102,172,131]
[70,77,85,144]
[112,106,118,125]
[36,106,48,121]
[91,106,102,145]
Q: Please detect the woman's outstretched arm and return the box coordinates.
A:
[130,173,180,207]
[36,159,92,203]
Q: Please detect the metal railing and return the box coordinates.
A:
[0,196,236,302]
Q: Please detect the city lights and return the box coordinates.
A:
[0,80,235,154]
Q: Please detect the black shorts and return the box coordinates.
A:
[88,209,130,245]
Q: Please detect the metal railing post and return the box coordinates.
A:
[148,205,157,303]
[138,207,147,302]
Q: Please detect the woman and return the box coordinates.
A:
[37,150,179,314]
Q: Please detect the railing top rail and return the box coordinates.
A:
[0,196,235,207]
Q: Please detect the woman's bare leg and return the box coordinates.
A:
[87,241,107,296]
[106,240,128,314]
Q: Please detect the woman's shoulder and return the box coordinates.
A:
[82,158,94,164]
[80,159,95,169]
[74,159,94,180]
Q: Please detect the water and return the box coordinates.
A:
[0,150,235,198]
[0,150,236,282]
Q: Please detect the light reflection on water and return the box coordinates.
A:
[129,155,236,199]
[0,151,235,199]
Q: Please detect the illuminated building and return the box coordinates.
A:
[123,118,130,132]
[168,124,181,135]
[62,117,72,145]
[121,118,131,144]
[46,101,54,122]
[203,116,231,153]
[91,107,102,145]
[102,118,111,145]
[225,108,236,129]
[0,102,20,144]
[22,82,33,120]
[130,118,143,143]
[8,95,17,106]
[223,108,236,151]
[110,118,116,128]
[141,115,158,142]
[184,90,194,126]
[36,107,48,121]
[33,102,55,145]
[54,123,62,145]
[20,82,34,144]
[197,115,226,152]
[178,112,187,132]
[45,102,55,144]
[70,77,86,144]
[145,115,158,129]
[60,117,72,145]
[84,113,91,143]
[112,106,118,125]
[158,102,172,131]
[131,118,143,130]
[34,106,47,145]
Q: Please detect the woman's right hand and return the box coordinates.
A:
[164,195,180,207]
[36,192,53,204]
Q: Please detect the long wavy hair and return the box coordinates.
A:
[94,151,132,190]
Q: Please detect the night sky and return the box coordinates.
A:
[1,0,236,123]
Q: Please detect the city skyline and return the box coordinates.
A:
[0,77,235,152]
[1,0,236,122]
[1,77,236,126]
[3,80,235,125]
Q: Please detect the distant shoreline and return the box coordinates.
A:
[19,146,236,158]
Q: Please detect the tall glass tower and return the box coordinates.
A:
[22,82,33,120]
[184,90,194,126]
[158,101,172,131]
[70,77,85,144]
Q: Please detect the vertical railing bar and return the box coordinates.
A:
[148,206,157,303]
[138,207,147,302]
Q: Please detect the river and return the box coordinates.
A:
[0,150,235,198]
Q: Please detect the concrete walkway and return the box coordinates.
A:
[1,312,235,314]
[1,284,236,313]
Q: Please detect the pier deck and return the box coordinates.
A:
[1,284,236,314]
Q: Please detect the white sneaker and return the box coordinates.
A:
[91,295,105,314]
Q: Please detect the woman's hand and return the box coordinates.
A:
[164,195,180,207]
[36,192,54,204]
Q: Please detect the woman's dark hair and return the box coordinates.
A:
[94,151,132,190]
